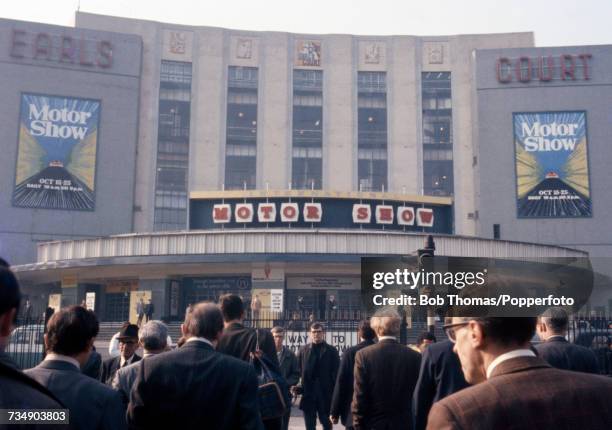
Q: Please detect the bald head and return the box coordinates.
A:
[370,308,401,337]
[182,302,224,342]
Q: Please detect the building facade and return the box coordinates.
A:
[2,13,610,321]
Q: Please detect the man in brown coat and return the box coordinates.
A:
[427,316,612,430]
[351,309,421,430]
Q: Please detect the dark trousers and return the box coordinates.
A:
[281,409,291,430]
[303,383,332,430]
[264,417,282,430]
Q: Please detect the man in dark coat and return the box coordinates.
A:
[82,345,102,379]
[535,307,599,373]
[427,316,612,430]
[0,265,66,429]
[26,305,126,430]
[272,326,300,430]
[128,302,263,430]
[352,310,421,430]
[217,294,281,430]
[412,339,469,430]
[100,323,141,385]
[330,320,376,429]
[296,322,339,430]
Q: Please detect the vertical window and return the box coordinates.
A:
[154,61,192,231]
[292,70,323,189]
[225,66,258,190]
[422,72,453,196]
[358,72,387,192]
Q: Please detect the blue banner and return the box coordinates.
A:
[13,94,100,210]
[514,112,591,218]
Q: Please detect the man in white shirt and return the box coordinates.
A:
[426,316,612,430]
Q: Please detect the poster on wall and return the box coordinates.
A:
[514,112,591,218]
[296,40,321,67]
[13,93,101,211]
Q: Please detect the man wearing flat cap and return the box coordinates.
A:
[101,323,141,385]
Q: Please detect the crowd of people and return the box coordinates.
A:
[2,261,612,429]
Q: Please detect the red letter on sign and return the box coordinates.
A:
[376,206,393,224]
[560,54,575,80]
[258,204,276,222]
[235,204,253,223]
[33,33,52,60]
[516,56,531,83]
[213,204,231,223]
[496,57,512,83]
[416,208,434,227]
[352,204,371,223]
[578,53,592,80]
[10,29,26,58]
[537,56,554,82]
[304,203,322,222]
[397,207,415,226]
[280,203,299,222]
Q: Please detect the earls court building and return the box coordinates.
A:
[1,13,610,322]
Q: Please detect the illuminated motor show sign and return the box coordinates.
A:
[189,192,452,233]
[496,53,592,83]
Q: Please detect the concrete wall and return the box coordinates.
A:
[0,18,141,264]
[474,45,612,311]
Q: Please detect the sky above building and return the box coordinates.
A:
[3,0,611,47]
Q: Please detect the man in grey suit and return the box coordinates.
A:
[112,320,169,404]
[535,307,599,373]
[26,305,126,430]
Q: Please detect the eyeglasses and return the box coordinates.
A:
[443,321,470,343]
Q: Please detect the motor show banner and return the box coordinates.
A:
[514,111,591,218]
[13,93,100,210]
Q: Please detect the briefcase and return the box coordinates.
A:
[250,330,290,420]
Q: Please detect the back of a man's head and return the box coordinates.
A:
[478,317,537,347]
[370,308,401,337]
[0,266,21,319]
[358,320,376,341]
[183,302,224,341]
[46,305,99,356]
[219,294,244,322]
[139,320,168,351]
[540,307,569,334]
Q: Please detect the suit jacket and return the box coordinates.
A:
[217,322,280,369]
[278,346,300,387]
[26,359,126,430]
[127,340,263,430]
[535,337,599,374]
[330,339,375,427]
[413,340,469,430]
[101,353,141,385]
[82,348,102,380]
[427,355,612,430]
[297,342,340,412]
[352,338,421,430]
[112,357,147,405]
[0,352,66,429]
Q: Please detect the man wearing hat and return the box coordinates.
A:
[101,323,141,385]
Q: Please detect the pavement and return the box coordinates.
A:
[95,340,342,429]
